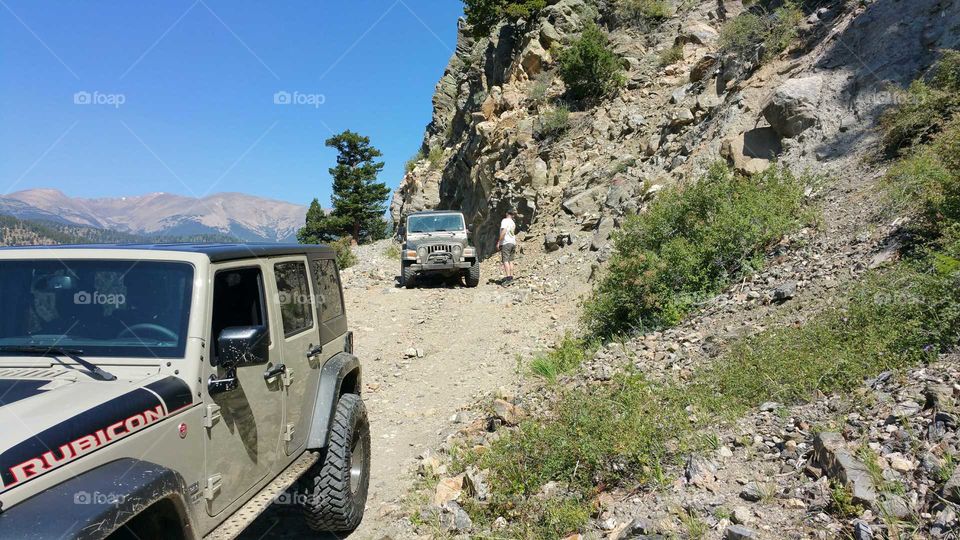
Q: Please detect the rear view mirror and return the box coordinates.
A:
[35,275,77,292]
[218,326,269,369]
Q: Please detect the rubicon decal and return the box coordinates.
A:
[0,377,193,491]
[6,403,164,486]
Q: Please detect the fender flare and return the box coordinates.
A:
[0,458,194,540]
[306,352,362,450]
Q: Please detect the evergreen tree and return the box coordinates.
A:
[297,198,339,244]
[298,130,391,245]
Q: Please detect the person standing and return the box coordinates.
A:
[496,208,517,285]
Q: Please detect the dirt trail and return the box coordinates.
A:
[242,240,589,539]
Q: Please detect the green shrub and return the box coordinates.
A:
[464,0,546,37]
[659,43,684,66]
[884,117,960,247]
[719,3,803,64]
[583,163,810,339]
[881,50,960,154]
[474,373,686,538]
[828,483,863,518]
[384,243,401,260]
[530,335,592,381]
[557,23,625,101]
[331,237,357,269]
[405,150,424,174]
[618,0,672,26]
[528,70,553,107]
[534,105,572,139]
[427,146,445,170]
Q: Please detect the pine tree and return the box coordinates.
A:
[297,199,340,244]
[298,130,390,245]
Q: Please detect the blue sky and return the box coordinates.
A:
[0,0,464,207]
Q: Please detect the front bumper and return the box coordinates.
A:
[409,261,473,271]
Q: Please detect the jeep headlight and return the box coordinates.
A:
[417,247,427,260]
[452,245,463,258]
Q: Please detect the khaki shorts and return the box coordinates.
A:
[501,243,516,263]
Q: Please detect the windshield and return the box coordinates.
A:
[407,214,465,234]
[0,260,194,359]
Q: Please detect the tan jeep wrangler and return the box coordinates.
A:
[0,244,370,539]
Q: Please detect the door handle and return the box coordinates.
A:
[208,371,238,395]
[306,343,323,358]
[263,363,287,381]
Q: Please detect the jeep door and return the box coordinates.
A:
[203,263,284,517]
[270,257,321,456]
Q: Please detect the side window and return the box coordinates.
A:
[274,261,314,337]
[311,259,344,322]
[212,267,267,363]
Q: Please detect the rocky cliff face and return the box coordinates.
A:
[392,0,959,259]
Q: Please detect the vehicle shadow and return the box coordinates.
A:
[239,506,348,539]
[394,273,467,289]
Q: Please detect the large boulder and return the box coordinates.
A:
[690,54,718,82]
[721,128,781,175]
[562,186,605,217]
[529,157,550,189]
[676,21,719,46]
[762,76,824,138]
[512,37,552,80]
[813,432,878,504]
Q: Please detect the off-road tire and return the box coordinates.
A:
[301,393,370,533]
[402,265,416,289]
[465,263,480,288]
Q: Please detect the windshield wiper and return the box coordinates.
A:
[0,345,117,381]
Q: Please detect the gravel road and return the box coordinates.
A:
[241,240,589,539]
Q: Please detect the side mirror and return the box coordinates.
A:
[218,326,269,369]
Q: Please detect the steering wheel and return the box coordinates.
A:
[117,323,178,342]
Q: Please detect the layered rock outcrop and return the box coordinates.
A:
[392,0,960,259]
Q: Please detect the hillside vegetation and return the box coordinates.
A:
[0,215,239,246]
[393,0,960,534]
[426,50,960,539]
[584,163,811,338]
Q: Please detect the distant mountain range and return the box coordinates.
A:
[0,189,307,243]
[0,215,240,247]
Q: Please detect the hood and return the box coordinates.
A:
[0,369,193,494]
[406,230,470,248]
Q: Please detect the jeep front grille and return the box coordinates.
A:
[426,244,454,254]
